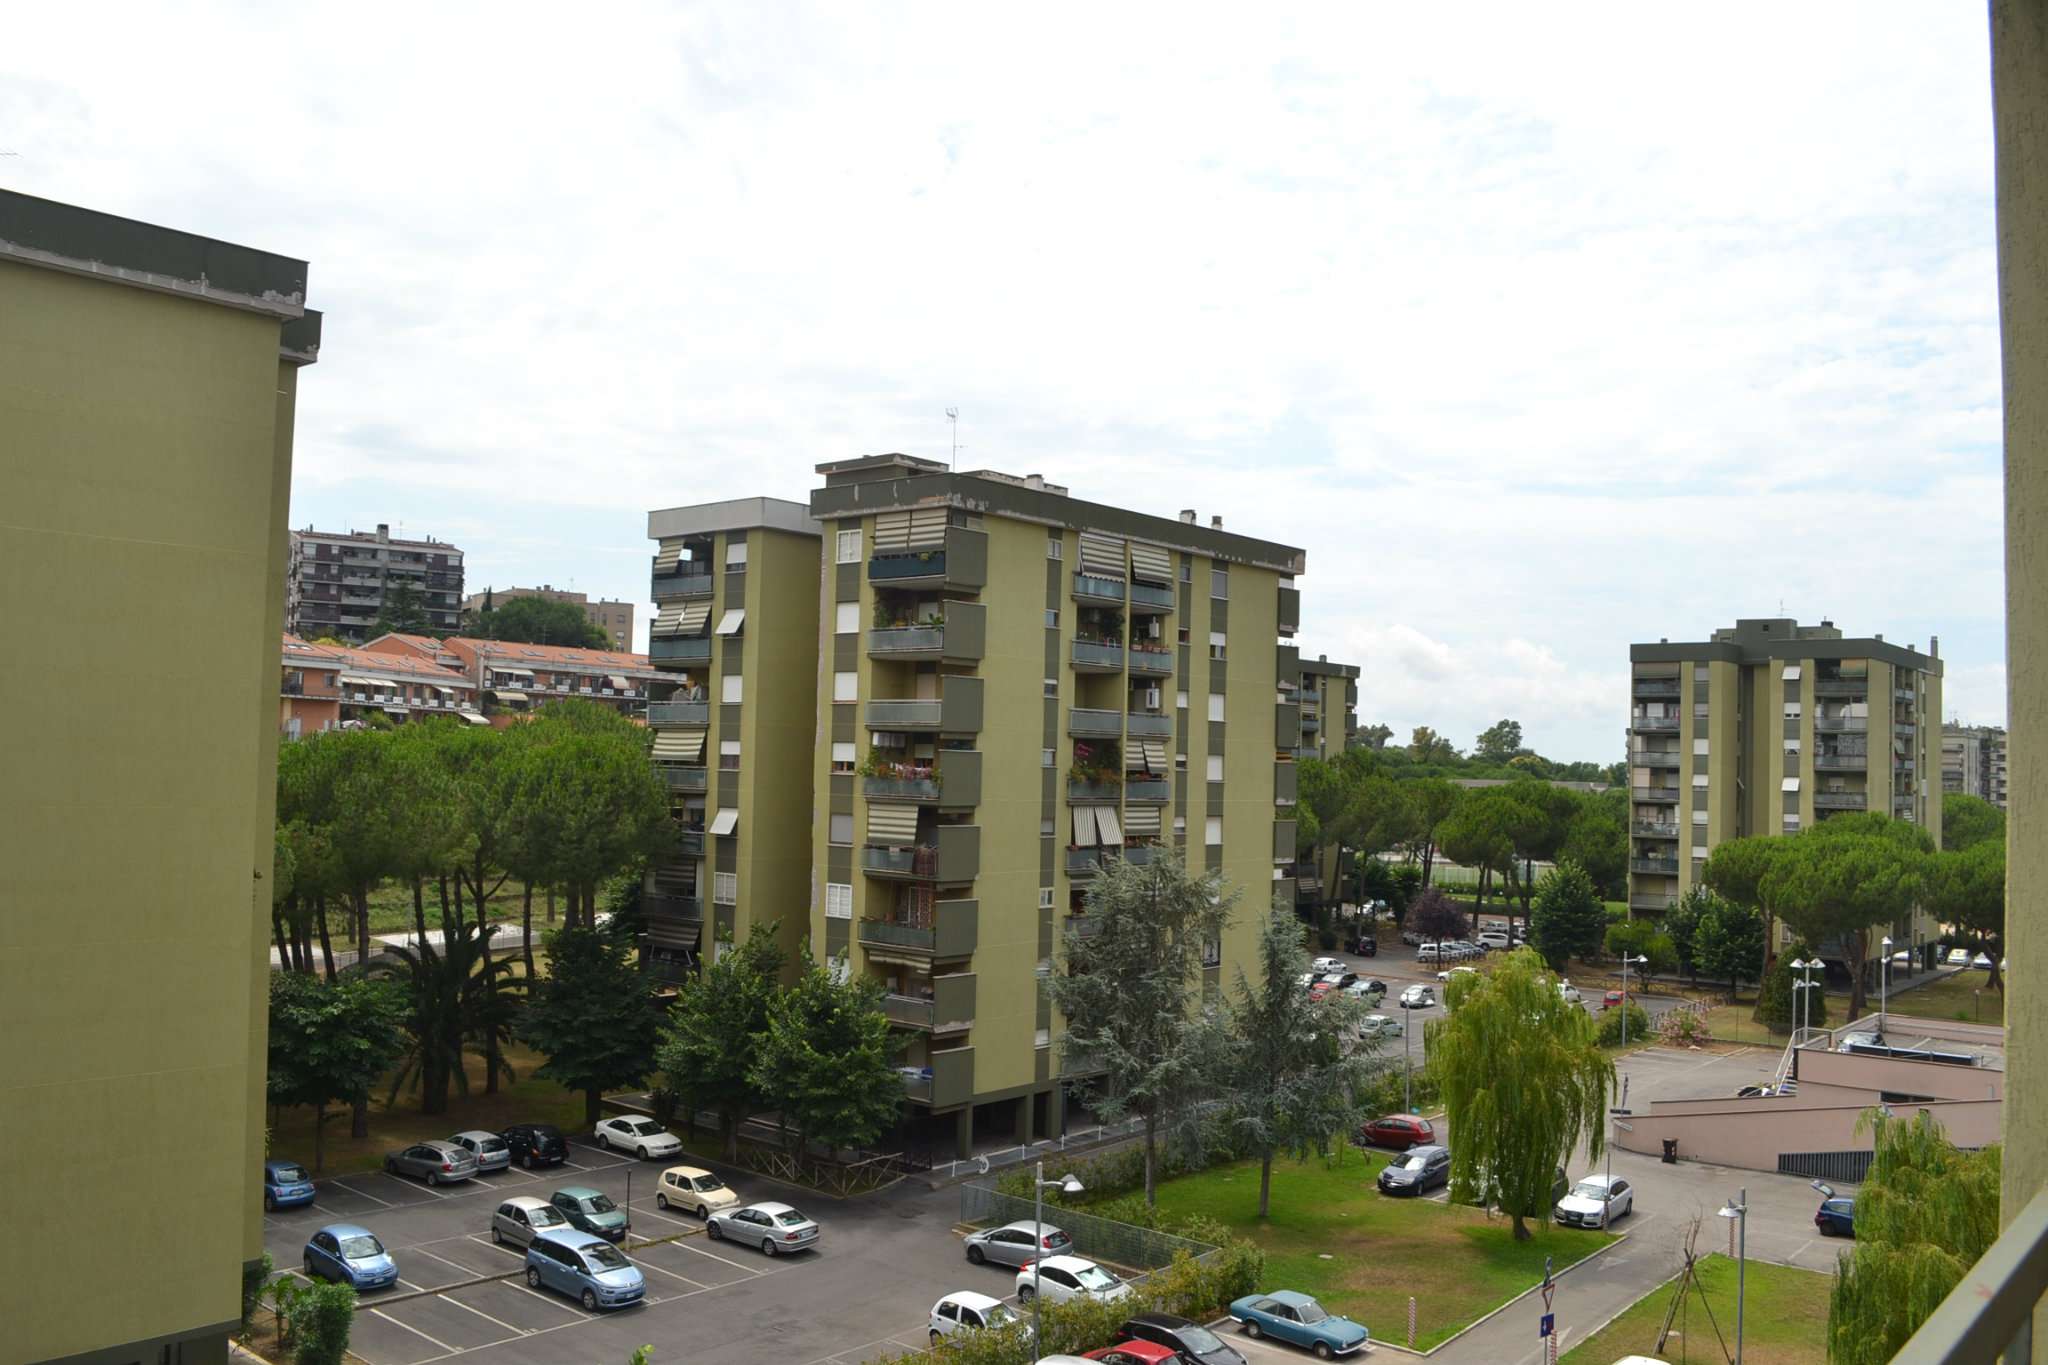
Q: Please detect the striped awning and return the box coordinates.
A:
[1072,807,1100,847]
[1078,532,1126,577]
[867,804,920,843]
[493,690,528,703]
[1128,542,1173,585]
[652,730,705,762]
[653,601,711,637]
[1127,739,1167,771]
[654,541,685,571]
[608,675,631,690]
[873,506,950,549]
[1124,805,1162,836]
[645,919,701,949]
[1095,806,1124,846]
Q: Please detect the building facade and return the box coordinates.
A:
[366,634,661,723]
[460,584,637,650]
[1628,618,1943,961]
[1940,722,2009,809]
[287,522,464,642]
[281,634,484,736]
[1292,653,1361,907]
[2,191,318,1365]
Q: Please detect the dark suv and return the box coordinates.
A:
[1118,1311,1249,1365]
[503,1123,569,1169]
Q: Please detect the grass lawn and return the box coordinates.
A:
[1561,1253,1832,1365]
[1890,968,2005,1026]
[1146,1149,1618,1350]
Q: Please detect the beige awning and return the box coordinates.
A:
[654,541,685,571]
[1128,739,1167,771]
[646,919,700,949]
[866,804,921,844]
[1072,806,1100,847]
[432,685,455,696]
[493,690,528,703]
[1128,542,1173,585]
[493,666,535,678]
[1124,805,1162,836]
[1095,806,1123,846]
[1079,532,1126,577]
[715,609,746,636]
[708,808,739,837]
[608,675,632,690]
[873,506,950,550]
[459,711,490,726]
[653,730,706,762]
[654,601,712,637]
[382,704,409,716]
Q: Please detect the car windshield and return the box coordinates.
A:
[984,1304,1019,1326]
[1072,1264,1120,1290]
[583,1243,630,1272]
[1400,1154,1430,1172]
[774,1211,810,1227]
[339,1235,384,1259]
[693,1176,727,1192]
[273,1165,309,1184]
[1177,1325,1225,1352]
[629,1120,664,1136]
[531,1206,566,1226]
[586,1195,618,1213]
[1296,1299,1329,1324]
[1571,1181,1610,1200]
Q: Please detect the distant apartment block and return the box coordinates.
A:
[461,584,637,650]
[1941,722,2009,809]
[645,457,1310,1154]
[367,634,663,722]
[281,633,484,736]
[1292,653,1361,909]
[1628,617,1943,962]
[287,522,464,641]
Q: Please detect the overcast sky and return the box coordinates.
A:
[5,5,2005,761]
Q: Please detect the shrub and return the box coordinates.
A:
[992,1116,1258,1205]
[240,1251,272,1336]
[293,1280,359,1365]
[1317,926,1339,950]
[1659,1007,1711,1047]
[1756,949,1830,1032]
[1595,1001,1651,1048]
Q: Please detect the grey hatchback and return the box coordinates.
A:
[964,1219,1074,1268]
[384,1140,478,1186]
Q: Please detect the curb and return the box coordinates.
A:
[1390,1231,1629,1357]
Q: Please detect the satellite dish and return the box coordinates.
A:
[975,1154,991,1176]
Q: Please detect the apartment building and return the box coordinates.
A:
[366,634,662,723]
[461,584,637,650]
[2,190,318,1364]
[287,522,464,641]
[1941,722,2010,809]
[281,633,484,736]
[1292,653,1361,908]
[1628,618,1943,962]
[641,498,823,988]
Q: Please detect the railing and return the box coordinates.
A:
[1127,645,1174,675]
[1631,858,1680,875]
[882,994,934,1027]
[676,829,705,857]
[1072,640,1125,670]
[862,845,933,877]
[1631,715,1680,731]
[1122,844,1158,865]
[865,774,941,802]
[869,625,948,655]
[1815,791,1868,810]
[1067,848,1105,876]
[642,892,703,924]
[1629,893,1675,911]
[1071,573,1127,604]
[861,919,938,952]
[1631,749,1681,766]
[1070,708,1123,737]
[1815,716,1869,732]
[1897,1185,2048,1364]
[650,569,714,599]
[1300,712,1321,732]
[646,700,709,726]
[658,766,708,792]
[1632,821,1680,837]
[1129,581,1175,611]
[1125,778,1172,802]
[1126,712,1173,737]
[1815,752,1867,770]
[868,550,948,582]
[1067,778,1122,803]
[648,637,712,663]
[1815,677,1869,696]
[1632,678,1681,696]
[1631,786,1681,803]
[1066,914,1104,938]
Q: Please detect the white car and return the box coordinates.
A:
[595,1116,684,1160]
[1357,1013,1404,1041]
[655,1165,739,1217]
[1557,981,1583,1004]
[1399,983,1437,1009]
[929,1290,1020,1342]
[1015,1254,1133,1305]
[1946,947,1971,966]
[1476,931,1512,951]
[1554,1173,1634,1228]
[1311,957,1346,975]
[1437,965,1479,984]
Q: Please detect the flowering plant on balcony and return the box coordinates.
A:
[856,749,941,786]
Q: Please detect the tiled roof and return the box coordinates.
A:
[444,637,658,672]
[283,633,471,683]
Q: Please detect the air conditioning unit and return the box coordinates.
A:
[1143,688,1163,710]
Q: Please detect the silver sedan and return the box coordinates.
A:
[383,1140,478,1186]
[963,1219,1073,1267]
[706,1201,820,1256]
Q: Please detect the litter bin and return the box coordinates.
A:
[1661,1139,1678,1164]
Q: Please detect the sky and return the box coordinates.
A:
[3,4,2006,761]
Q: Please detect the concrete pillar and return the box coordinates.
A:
[1018,1092,1036,1145]
[1050,1083,1067,1138]
[955,1107,974,1160]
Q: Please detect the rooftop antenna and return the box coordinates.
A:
[945,406,959,471]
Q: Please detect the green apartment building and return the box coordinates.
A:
[1292,653,1361,908]
[1628,618,1944,965]
[0,192,318,1364]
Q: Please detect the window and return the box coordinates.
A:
[828,955,851,986]
[1784,703,1802,720]
[720,739,741,769]
[1783,817,1802,834]
[1201,938,1221,967]
[1045,609,1059,628]
[1205,816,1223,845]
[713,872,737,905]
[1694,738,1709,755]
[1047,536,1063,560]
[1175,752,1188,769]
[1179,560,1192,584]
[1206,754,1224,782]
[1210,567,1228,599]
[1694,664,1710,681]
[1042,748,1055,768]
[1177,626,1190,645]
[1176,690,1189,710]
[1038,887,1054,910]
[1044,678,1058,697]
[836,529,862,563]
[833,671,858,703]
[1691,772,1708,787]
[1036,1027,1051,1048]
[1207,693,1225,722]
[824,883,852,920]
[1174,815,1187,834]
[835,602,859,634]
[721,674,743,704]
[725,540,748,567]
[829,813,854,845]
[1692,809,1709,825]
[1209,631,1227,660]
[831,742,856,774]
[1040,816,1055,835]
[1693,845,1710,861]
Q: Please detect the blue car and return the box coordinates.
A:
[303,1224,398,1291]
[525,1229,646,1311]
[264,1159,316,1212]
[1816,1196,1857,1238]
[1229,1290,1369,1358]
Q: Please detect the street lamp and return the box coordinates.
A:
[1879,936,1894,1040]
[1718,1189,1748,1365]
[1789,957,1819,1039]
[1404,1008,1414,1114]
[1029,1160,1084,1360]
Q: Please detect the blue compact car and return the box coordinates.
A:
[1816,1196,1857,1238]
[264,1159,316,1212]
[1230,1290,1369,1357]
[304,1224,398,1290]
[525,1229,646,1311]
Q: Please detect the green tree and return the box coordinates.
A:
[1047,850,1234,1205]
[1357,722,1394,750]
[1827,1110,2002,1365]
[1404,886,1468,943]
[1926,838,2006,993]
[371,575,435,637]
[1940,792,2005,852]
[470,592,610,649]
[749,945,904,1160]
[1437,789,1517,923]
[1755,944,1830,1032]
[1474,719,1524,762]
[1428,947,1613,1239]
[1662,887,1709,983]
[1700,835,1786,972]
[1221,903,1379,1217]
[1693,894,1766,998]
[515,702,673,926]
[1559,786,1628,900]
[292,1280,360,1365]
[1528,860,1605,970]
[372,919,523,1115]
[1498,779,1582,930]
[266,972,407,1171]
[658,921,785,1158]
[1603,919,1675,975]
[520,926,663,1128]
[1762,815,1931,1018]
[1404,778,1463,888]
[1408,725,1457,764]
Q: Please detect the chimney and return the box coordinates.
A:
[376,523,390,541]
[1025,474,1044,490]
[1179,509,1197,524]
[1931,635,1940,657]
[1210,515,1223,529]
[1875,633,1884,642]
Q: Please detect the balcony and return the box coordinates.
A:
[858,899,977,960]
[1631,857,1680,876]
[868,602,986,664]
[1275,704,1301,748]
[867,527,988,591]
[867,677,983,735]
[1815,752,1867,771]
[1072,640,1125,673]
[675,829,705,858]
[1631,715,1681,732]
[901,1046,974,1108]
[658,766,708,792]
[1066,912,1104,940]
[1277,585,1300,637]
[647,700,710,727]
[866,751,981,810]
[881,973,975,1033]
[1631,749,1681,768]
[1628,894,1675,913]
[1059,1037,1104,1078]
[1632,677,1680,697]
[1632,785,1680,804]
[1126,712,1173,738]
[649,637,712,664]
[1069,708,1123,738]
[1275,761,1298,804]
[1127,645,1174,677]
[1130,581,1176,614]
[1301,711,1321,733]
[1067,847,1107,878]
[1814,677,1869,697]
[1814,716,1868,733]
[1632,821,1680,838]
[1815,791,1868,810]
[862,824,980,883]
[1067,777,1122,804]
[1274,819,1298,861]
[1122,843,1159,865]
[642,892,703,927]
[1071,573,1127,606]
[650,569,714,601]
[1125,777,1171,803]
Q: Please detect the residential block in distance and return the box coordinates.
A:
[281,632,484,736]
[1941,721,2009,809]
[461,584,637,650]
[287,521,464,641]
[366,633,664,723]
[1292,652,1361,910]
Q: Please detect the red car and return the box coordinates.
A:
[1603,989,1628,1008]
[1085,1344,1181,1365]
[1359,1114,1435,1150]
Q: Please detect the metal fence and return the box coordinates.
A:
[959,1183,1216,1272]
[929,1116,1151,1182]
[1777,1150,1875,1185]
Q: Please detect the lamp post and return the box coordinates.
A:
[1606,954,1648,1193]
[1789,957,1818,1038]
[1718,1189,1748,1365]
[1879,935,1893,1040]
[1030,1159,1083,1361]
[1404,1008,1414,1113]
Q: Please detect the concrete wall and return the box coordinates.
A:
[1613,1097,2003,1170]
[1794,1050,2004,1103]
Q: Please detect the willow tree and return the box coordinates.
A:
[1427,947,1612,1239]
[1826,1109,2002,1365]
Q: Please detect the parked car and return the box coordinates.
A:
[1400,928,1422,946]
[1378,1144,1451,1196]
[1416,942,1444,961]
[303,1223,397,1291]
[263,1159,316,1212]
[524,1228,645,1311]
[1311,957,1346,975]
[1348,934,1379,958]
[1356,1013,1404,1042]
[964,1218,1073,1267]
[384,1140,478,1186]
[656,1165,739,1217]
[1229,1290,1370,1358]
[929,1290,1020,1342]
[1309,973,1359,999]
[1814,1184,1857,1237]
[449,1129,511,1173]
[1557,981,1583,1004]
[1358,1114,1434,1150]
[1603,989,1630,1008]
[594,1115,684,1159]
[1436,965,1478,984]
[708,1200,820,1255]
[550,1186,629,1242]
[1399,983,1436,1009]
[1445,940,1481,959]
[1342,978,1386,1004]
[1947,947,1972,966]
[1085,1342,1182,1365]
[1554,1174,1635,1228]
[491,1196,570,1249]
[1118,1312,1251,1365]
[502,1122,569,1169]
[1476,931,1512,951]
[1015,1254,1133,1305]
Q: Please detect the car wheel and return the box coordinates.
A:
[265,1192,276,1211]
[426,1171,440,1187]
[491,1225,503,1245]
[696,1204,709,1220]
[582,1289,599,1311]
[656,1193,668,1210]
[931,1331,944,1346]
[527,1266,542,1289]
[1017,1285,1034,1303]
[1244,1320,1262,1339]
[384,1157,397,1174]
[966,1244,986,1265]
[597,1133,611,1150]
[1314,1343,1334,1361]
[1818,1222,1834,1238]
[761,1236,777,1256]
[707,1220,722,1240]
[304,1255,316,1278]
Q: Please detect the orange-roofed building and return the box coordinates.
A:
[365,633,663,722]
[280,633,482,737]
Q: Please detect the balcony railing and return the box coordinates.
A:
[647,700,710,726]
[901,1046,974,1108]
[1814,791,1868,810]
[866,677,985,735]
[642,892,703,925]
[1066,913,1104,939]
[1069,708,1123,738]
[869,549,949,583]
[1631,858,1680,875]
[1897,1185,2048,1364]
[1815,677,1869,696]
[1123,844,1159,866]
[865,774,942,802]
[862,825,979,882]
[1632,821,1680,838]
[1815,716,1869,732]
[858,899,976,959]
[1815,752,1867,771]
[881,975,974,1033]
[1067,847,1106,877]
[649,637,712,663]
[867,528,987,590]
[1631,715,1681,732]
[1127,645,1174,676]
[1072,640,1125,672]
[1067,778,1122,803]
[658,765,708,792]
[1071,573,1127,605]
[1125,778,1172,803]
[1129,581,1176,613]
[1126,712,1173,737]
[1629,893,1675,912]
[870,625,946,654]
[1631,749,1681,767]
[650,569,714,600]
[1632,786,1680,803]
[675,829,705,857]
[1632,677,1680,696]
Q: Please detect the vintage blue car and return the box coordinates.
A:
[1229,1290,1369,1358]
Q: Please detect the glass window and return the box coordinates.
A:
[1045,609,1059,628]
[1042,748,1055,767]
[1205,816,1223,845]
[1210,567,1228,599]
[1694,738,1709,755]
[824,883,852,919]
[1044,678,1058,697]
[1206,754,1223,782]
[1047,536,1063,560]
[833,671,858,703]
[1179,560,1192,584]
[835,602,859,634]
[836,529,861,563]
[829,813,854,845]
[1176,690,1189,709]
[720,739,741,769]
[1038,887,1054,909]
[1209,631,1226,660]
[714,872,737,904]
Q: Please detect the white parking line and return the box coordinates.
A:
[369,1307,456,1354]
[409,1245,481,1278]
[501,1276,585,1315]
[556,1157,593,1171]
[467,1233,527,1261]
[681,1237,771,1275]
[332,1178,397,1208]
[438,1292,527,1336]
[636,1258,711,1289]
[396,1278,429,1294]
[627,1203,697,1231]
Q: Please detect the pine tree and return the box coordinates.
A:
[518,926,660,1128]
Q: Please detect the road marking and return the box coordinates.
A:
[636,1257,710,1289]
[501,1276,584,1315]
[467,1233,527,1260]
[438,1292,526,1335]
[409,1245,481,1279]
[332,1178,397,1208]
[369,1307,456,1354]
[678,1236,770,1274]
[628,1202,697,1230]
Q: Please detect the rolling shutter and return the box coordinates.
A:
[1128,739,1167,771]
[873,511,911,549]
[1078,532,1126,577]
[1128,542,1172,585]
[866,804,921,844]
[1124,805,1161,836]
[873,507,949,549]
[652,730,705,762]
[1072,806,1100,847]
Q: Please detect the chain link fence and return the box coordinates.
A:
[959,1183,1216,1272]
